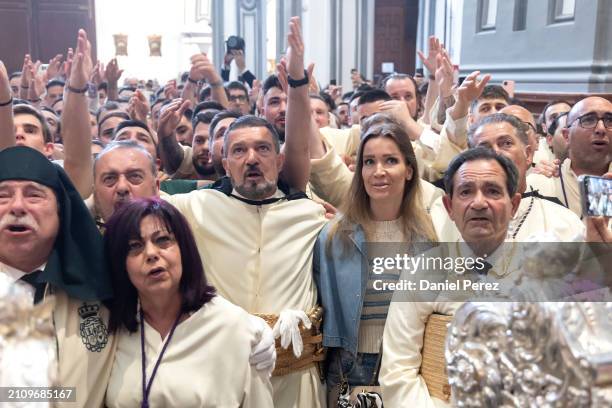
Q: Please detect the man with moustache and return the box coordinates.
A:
[381,147,522,408]
[162,18,327,407]
[430,113,584,241]
[0,146,115,408]
[92,18,327,407]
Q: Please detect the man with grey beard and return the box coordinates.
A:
[161,17,328,407]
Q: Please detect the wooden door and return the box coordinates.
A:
[374,0,419,77]
[0,0,96,74]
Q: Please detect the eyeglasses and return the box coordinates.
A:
[521,121,537,133]
[567,113,612,130]
[229,95,247,103]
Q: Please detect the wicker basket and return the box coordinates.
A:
[419,313,452,402]
[256,307,325,377]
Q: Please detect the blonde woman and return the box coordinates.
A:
[315,114,438,404]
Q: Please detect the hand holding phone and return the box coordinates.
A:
[580,175,612,217]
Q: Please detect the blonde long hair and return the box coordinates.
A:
[326,114,438,255]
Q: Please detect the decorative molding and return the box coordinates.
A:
[415,0,426,70]
[329,0,337,82]
[358,0,370,76]
[240,0,257,11]
[338,0,343,84]
[236,0,266,79]
[195,0,211,22]
[354,0,360,72]
[211,0,224,69]
[276,0,286,62]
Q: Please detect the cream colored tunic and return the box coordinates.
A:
[163,189,327,408]
[380,241,521,408]
[429,194,585,242]
[309,139,444,213]
[53,290,117,408]
[1,266,116,408]
[105,296,274,408]
[527,159,612,218]
[319,125,361,159]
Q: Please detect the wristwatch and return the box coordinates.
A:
[287,70,309,88]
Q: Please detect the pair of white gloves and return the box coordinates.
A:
[248,310,312,375]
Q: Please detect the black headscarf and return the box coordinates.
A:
[0,146,112,301]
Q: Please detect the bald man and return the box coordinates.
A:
[500,105,553,165]
[535,97,612,217]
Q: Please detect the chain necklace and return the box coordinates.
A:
[510,188,535,239]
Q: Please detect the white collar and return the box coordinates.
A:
[0,260,47,283]
[230,188,285,200]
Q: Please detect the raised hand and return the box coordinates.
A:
[157,98,190,138]
[90,61,105,86]
[380,99,413,126]
[223,51,235,67]
[308,63,318,94]
[435,49,454,98]
[417,35,442,75]
[19,55,33,99]
[326,85,343,102]
[286,16,305,79]
[68,29,93,90]
[449,70,491,121]
[105,58,123,85]
[0,61,11,103]
[189,53,222,85]
[44,54,63,82]
[29,60,45,100]
[233,49,246,73]
[456,70,491,106]
[163,80,179,100]
[128,89,150,122]
[276,59,288,93]
[63,48,74,82]
[249,79,261,106]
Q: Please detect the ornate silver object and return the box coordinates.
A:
[0,274,57,400]
[445,302,612,407]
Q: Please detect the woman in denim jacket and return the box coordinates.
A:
[315,114,438,405]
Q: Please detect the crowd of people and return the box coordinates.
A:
[0,14,610,408]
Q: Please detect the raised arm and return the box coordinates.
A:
[445,70,490,146]
[417,36,442,126]
[157,98,191,175]
[281,16,312,192]
[61,29,95,198]
[104,58,123,101]
[0,61,14,150]
[190,53,229,108]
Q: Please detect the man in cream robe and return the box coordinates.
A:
[164,125,327,407]
[0,146,116,408]
[525,97,612,218]
[381,148,523,408]
[430,112,585,242]
[162,26,328,402]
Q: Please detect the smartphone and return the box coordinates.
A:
[38,63,49,74]
[502,80,515,98]
[330,79,337,86]
[579,175,612,217]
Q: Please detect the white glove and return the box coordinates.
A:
[247,314,276,375]
[271,309,312,358]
